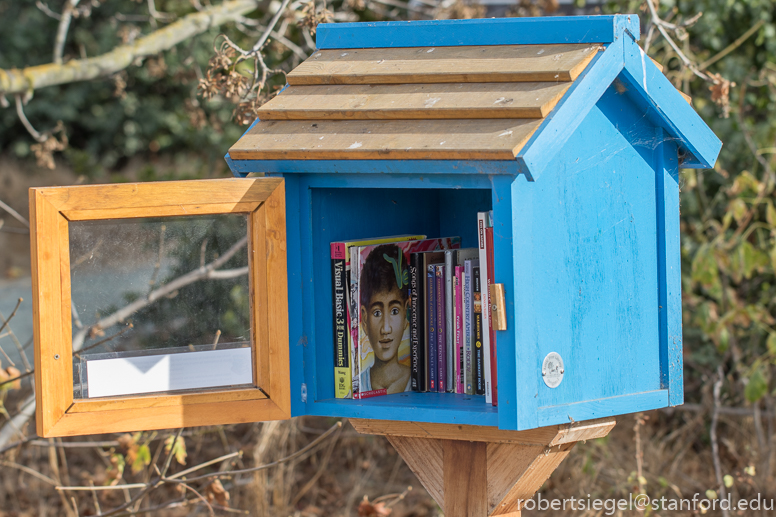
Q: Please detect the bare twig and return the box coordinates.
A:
[36,0,62,20]
[0,1,262,95]
[54,0,81,65]
[14,95,47,143]
[710,366,730,517]
[0,298,23,336]
[0,459,58,485]
[161,428,184,478]
[75,323,134,358]
[0,307,33,373]
[251,0,292,53]
[699,19,765,71]
[0,370,34,389]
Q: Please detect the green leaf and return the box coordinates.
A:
[767,202,776,226]
[740,242,769,279]
[745,367,769,403]
[692,245,720,289]
[131,444,151,475]
[718,327,730,353]
[723,474,734,488]
[729,198,748,225]
[767,334,776,357]
[165,435,187,466]
[706,489,718,500]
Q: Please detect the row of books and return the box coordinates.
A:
[331,212,497,405]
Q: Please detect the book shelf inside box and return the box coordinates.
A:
[304,185,498,426]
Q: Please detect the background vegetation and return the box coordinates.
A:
[1,0,775,515]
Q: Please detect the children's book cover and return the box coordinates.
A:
[335,235,426,399]
[356,237,460,398]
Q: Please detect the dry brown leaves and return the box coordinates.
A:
[439,0,486,20]
[30,122,68,170]
[205,479,230,507]
[298,1,333,36]
[708,72,736,118]
[198,46,250,102]
[358,495,392,517]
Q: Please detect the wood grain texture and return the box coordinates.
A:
[30,191,72,436]
[48,398,290,437]
[62,202,258,221]
[350,419,562,445]
[443,440,488,517]
[489,443,575,515]
[37,178,282,212]
[287,44,601,85]
[228,119,542,161]
[257,82,571,120]
[263,181,291,416]
[31,178,291,437]
[487,443,543,514]
[387,436,444,508]
[550,417,616,445]
[67,388,268,413]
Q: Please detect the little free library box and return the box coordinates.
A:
[31,16,720,441]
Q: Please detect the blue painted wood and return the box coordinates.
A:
[515,38,624,180]
[288,173,495,190]
[227,159,521,178]
[315,15,640,49]
[620,36,721,169]
[537,390,669,427]
[655,130,684,406]
[309,393,498,426]
[512,101,663,429]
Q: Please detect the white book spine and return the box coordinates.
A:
[444,250,455,392]
[477,212,492,403]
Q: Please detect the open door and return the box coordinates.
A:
[29,178,290,437]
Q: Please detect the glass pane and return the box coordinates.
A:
[69,214,253,399]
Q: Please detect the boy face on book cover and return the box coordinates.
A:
[359,244,410,365]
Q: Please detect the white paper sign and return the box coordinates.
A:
[85,347,253,398]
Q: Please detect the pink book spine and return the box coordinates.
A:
[455,265,464,394]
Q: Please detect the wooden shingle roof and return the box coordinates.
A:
[228,44,602,161]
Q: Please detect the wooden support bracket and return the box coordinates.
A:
[351,418,616,517]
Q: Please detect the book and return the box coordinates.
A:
[463,259,478,395]
[473,265,484,395]
[409,253,424,391]
[477,212,493,404]
[454,265,464,394]
[427,262,437,392]
[420,251,446,392]
[355,237,460,398]
[334,234,426,399]
[435,264,446,393]
[485,220,498,406]
[443,249,479,392]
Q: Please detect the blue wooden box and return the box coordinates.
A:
[226,15,721,431]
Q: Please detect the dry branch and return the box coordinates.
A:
[0,0,259,96]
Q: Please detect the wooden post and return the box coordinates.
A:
[350,418,616,517]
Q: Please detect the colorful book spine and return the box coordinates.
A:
[477,212,493,404]
[350,246,361,398]
[486,220,498,406]
[427,264,437,392]
[463,260,475,395]
[409,253,425,392]
[435,265,446,393]
[444,251,454,392]
[454,265,464,394]
[473,265,484,395]
[331,243,350,398]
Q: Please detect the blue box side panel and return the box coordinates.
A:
[657,132,684,406]
[315,15,640,49]
[511,87,666,428]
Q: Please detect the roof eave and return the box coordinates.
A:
[516,35,722,180]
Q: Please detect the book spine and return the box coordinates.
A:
[409,254,424,392]
[478,212,493,404]
[331,243,351,398]
[455,265,464,394]
[427,265,437,392]
[444,251,454,392]
[350,246,361,399]
[435,265,446,393]
[486,222,498,406]
[463,260,473,395]
[473,265,484,395]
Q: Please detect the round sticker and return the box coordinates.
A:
[542,352,564,388]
